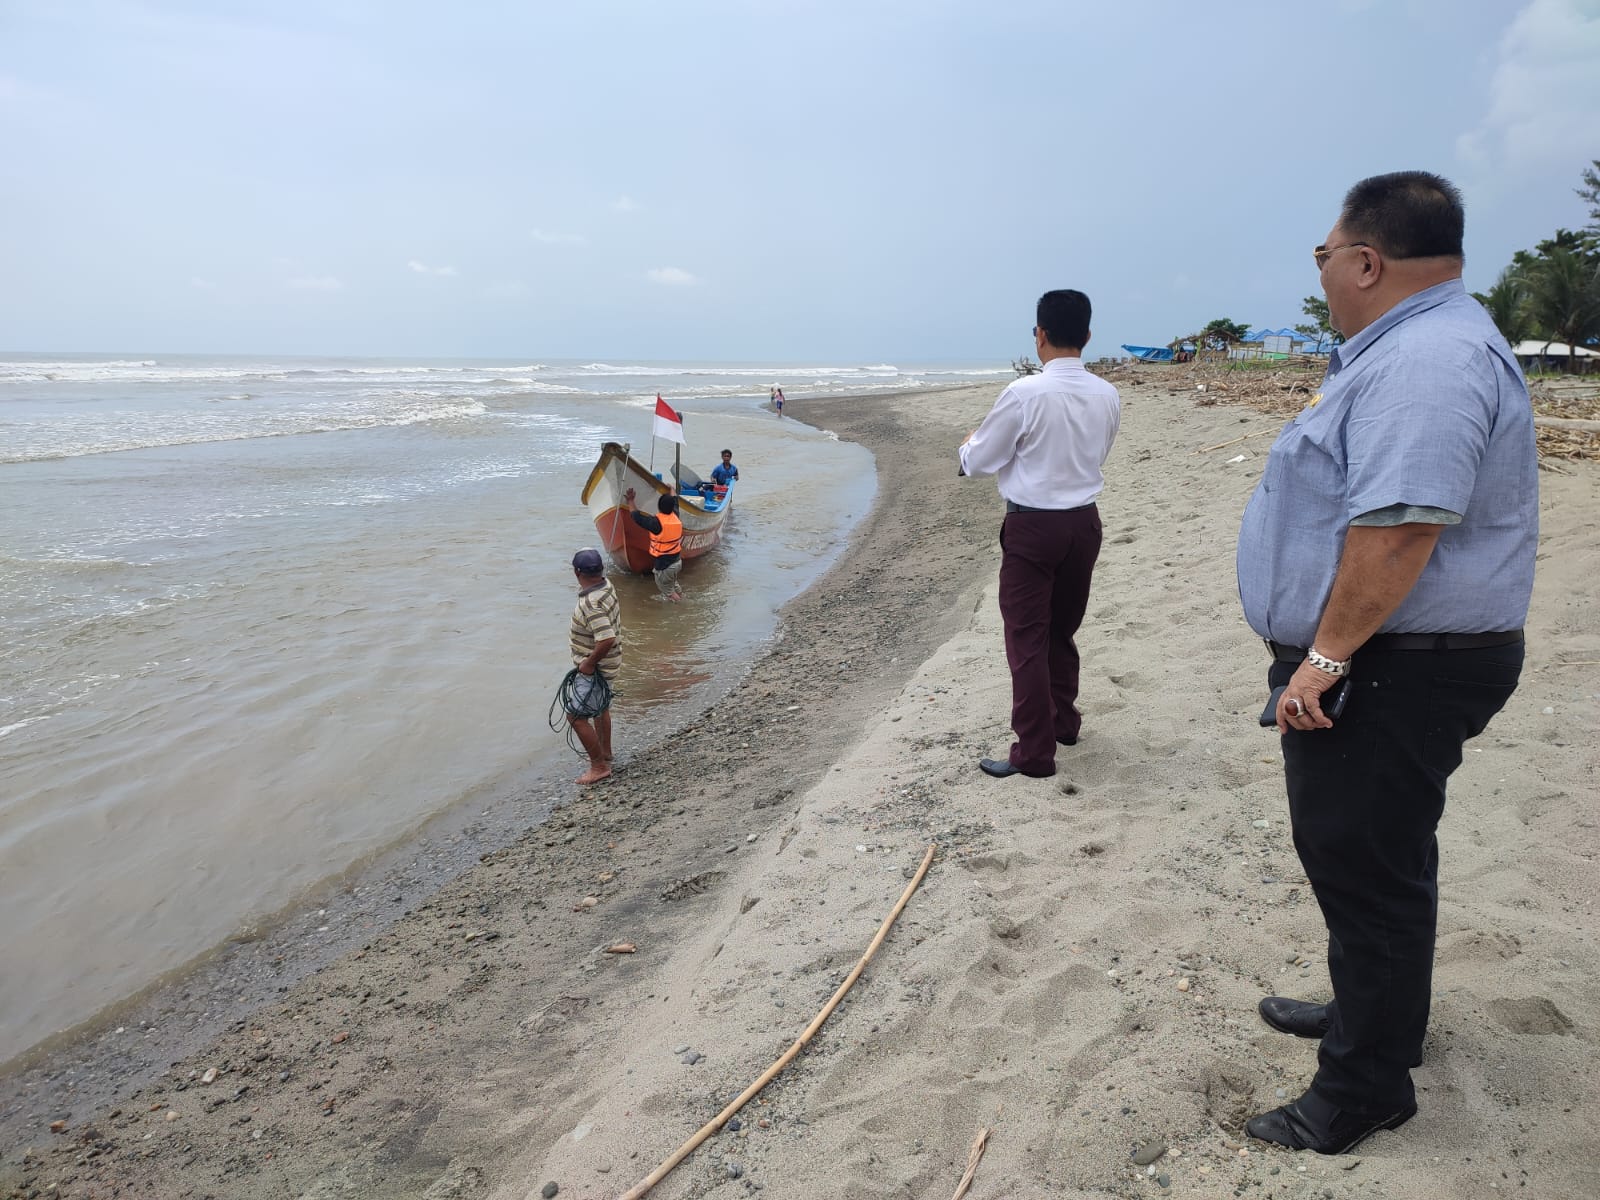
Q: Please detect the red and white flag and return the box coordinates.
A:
[653,394,685,444]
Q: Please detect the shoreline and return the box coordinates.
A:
[5,377,1597,1200]
[0,381,1007,1194]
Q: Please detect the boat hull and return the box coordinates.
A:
[579,442,733,575]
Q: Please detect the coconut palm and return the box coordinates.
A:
[1472,267,1536,348]
[1523,248,1600,373]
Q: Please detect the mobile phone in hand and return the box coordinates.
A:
[1259,677,1352,726]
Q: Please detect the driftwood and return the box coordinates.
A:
[616,843,939,1200]
[1534,416,1600,434]
[950,1126,992,1200]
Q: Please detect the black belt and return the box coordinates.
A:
[1005,499,1094,514]
[1266,630,1523,662]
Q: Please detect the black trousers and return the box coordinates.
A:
[1269,640,1523,1115]
[998,505,1102,775]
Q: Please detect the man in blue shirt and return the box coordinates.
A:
[1236,171,1537,1154]
[710,449,739,487]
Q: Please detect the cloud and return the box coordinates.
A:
[287,275,343,291]
[407,259,459,276]
[531,228,586,245]
[611,196,639,213]
[647,267,698,286]
[1457,0,1600,173]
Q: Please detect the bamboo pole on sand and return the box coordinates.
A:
[615,842,939,1200]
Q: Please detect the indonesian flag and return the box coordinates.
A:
[653,394,685,444]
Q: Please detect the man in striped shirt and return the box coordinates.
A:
[568,548,623,784]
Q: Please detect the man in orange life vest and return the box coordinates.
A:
[622,487,684,601]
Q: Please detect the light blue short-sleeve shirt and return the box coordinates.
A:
[1237,279,1538,648]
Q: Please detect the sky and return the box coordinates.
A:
[2,0,1598,362]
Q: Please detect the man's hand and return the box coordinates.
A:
[578,660,596,676]
[1277,661,1341,733]
[623,487,636,508]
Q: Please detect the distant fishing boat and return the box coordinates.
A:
[581,396,734,574]
[579,440,735,575]
[1121,344,1177,363]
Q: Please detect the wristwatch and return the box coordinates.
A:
[1307,647,1351,677]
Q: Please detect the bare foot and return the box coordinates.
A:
[575,764,612,785]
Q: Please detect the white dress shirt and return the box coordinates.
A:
[959,356,1121,509]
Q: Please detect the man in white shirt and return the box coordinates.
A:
[959,290,1121,778]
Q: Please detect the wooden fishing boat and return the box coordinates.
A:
[579,441,734,574]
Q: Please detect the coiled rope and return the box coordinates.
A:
[547,668,615,756]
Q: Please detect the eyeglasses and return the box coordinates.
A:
[1313,241,1369,270]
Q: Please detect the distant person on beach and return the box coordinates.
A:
[1236,171,1536,1154]
[567,547,622,785]
[771,386,785,417]
[710,449,739,486]
[622,487,685,601]
[959,289,1121,780]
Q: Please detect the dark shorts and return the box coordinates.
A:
[564,671,612,718]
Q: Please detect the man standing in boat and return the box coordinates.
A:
[710,449,739,487]
[622,487,685,601]
[567,547,622,785]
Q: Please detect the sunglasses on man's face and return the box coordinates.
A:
[1313,241,1369,270]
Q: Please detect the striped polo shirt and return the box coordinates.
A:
[569,580,623,678]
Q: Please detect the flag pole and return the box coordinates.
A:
[673,443,681,494]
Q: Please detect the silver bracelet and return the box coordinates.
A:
[1307,647,1351,676]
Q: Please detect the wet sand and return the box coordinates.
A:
[4,377,1597,1200]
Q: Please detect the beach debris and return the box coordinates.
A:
[950,1126,991,1200]
[605,942,637,954]
[1132,1140,1167,1166]
[724,1160,743,1179]
[330,1031,349,1045]
[165,1110,179,1122]
[575,895,599,911]
[541,1183,559,1198]
[616,843,939,1200]
[49,1120,67,1133]
[1177,978,1191,992]
[680,1051,703,1066]
[200,1067,218,1085]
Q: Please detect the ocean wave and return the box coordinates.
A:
[1,397,491,464]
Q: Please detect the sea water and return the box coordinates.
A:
[0,353,1006,1063]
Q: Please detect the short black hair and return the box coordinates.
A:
[720,448,732,457]
[1340,171,1464,260]
[657,493,678,515]
[1036,290,1091,350]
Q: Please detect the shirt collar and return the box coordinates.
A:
[578,580,609,597]
[1330,278,1464,371]
[1041,355,1086,374]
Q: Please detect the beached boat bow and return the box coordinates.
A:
[579,441,734,574]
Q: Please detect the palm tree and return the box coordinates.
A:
[1523,248,1600,374]
[1472,267,1535,348]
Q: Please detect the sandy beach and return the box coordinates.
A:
[4,375,1597,1200]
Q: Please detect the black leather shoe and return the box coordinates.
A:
[1246,1088,1415,1154]
[1258,997,1423,1066]
[979,758,1021,778]
[1056,735,1078,746]
[1259,996,1329,1039]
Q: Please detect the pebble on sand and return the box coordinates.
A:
[1176,978,1191,992]
[1132,1140,1167,1166]
[200,1067,218,1085]
[541,1183,559,1198]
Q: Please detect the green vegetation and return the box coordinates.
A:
[1472,161,1600,372]
[1295,296,1339,346]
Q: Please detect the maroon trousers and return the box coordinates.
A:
[998,505,1102,775]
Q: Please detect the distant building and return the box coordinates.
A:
[1232,327,1332,360]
